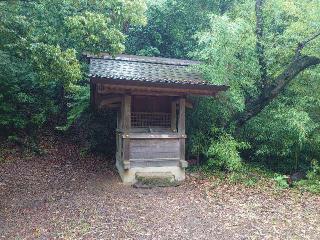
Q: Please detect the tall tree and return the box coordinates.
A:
[237,0,320,127]
[194,0,320,129]
[192,0,320,170]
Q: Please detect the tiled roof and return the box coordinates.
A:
[88,54,215,86]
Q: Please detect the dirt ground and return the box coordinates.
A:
[1,136,320,240]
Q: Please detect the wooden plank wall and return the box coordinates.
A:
[129,139,180,160]
[129,139,180,167]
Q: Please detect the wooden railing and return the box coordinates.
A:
[131,112,171,128]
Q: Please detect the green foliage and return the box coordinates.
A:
[186,97,218,160]
[30,44,81,86]
[0,0,146,136]
[245,103,318,172]
[227,171,258,187]
[188,132,207,161]
[194,163,273,187]
[56,85,90,131]
[273,174,289,189]
[298,182,320,194]
[190,0,320,179]
[126,0,226,58]
[64,12,125,54]
[194,14,260,89]
[0,50,57,132]
[240,68,320,173]
[207,133,249,172]
[296,159,320,194]
[72,109,117,156]
[307,160,320,181]
[192,14,261,125]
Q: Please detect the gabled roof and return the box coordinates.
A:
[88,54,223,87]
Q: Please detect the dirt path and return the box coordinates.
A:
[1,137,320,239]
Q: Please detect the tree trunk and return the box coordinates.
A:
[237,55,320,128]
[233,0,320,129]
[255,0,268,89]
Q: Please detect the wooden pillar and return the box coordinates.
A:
[122,95,131,170]
[178,98,185,134]
[116,111,120,162]
[116,109,122,163]
[178,98,187,167]
[90,82,96,108]
[122,95,131,131]
[171,101,177,132]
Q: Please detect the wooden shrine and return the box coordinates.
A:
[89,54,228,184]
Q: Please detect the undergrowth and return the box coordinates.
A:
[188,162,320,194]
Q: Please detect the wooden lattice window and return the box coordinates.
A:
[131,112,171,128]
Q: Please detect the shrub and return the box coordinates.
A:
[71,108,117,157]
[273,174,289,189]
[307,159,320,180]
[207,134,249,172]
[296,159,320,194]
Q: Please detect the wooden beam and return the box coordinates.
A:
[99,97,122,109]
[96,83,219,96]
[101,89,184,97]
[100,103,121,108]
[172,99,193,109]
[99,96,121,106]
[91,77,229,93]
[123,133,186,139]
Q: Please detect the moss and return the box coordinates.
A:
[134,175,180,188]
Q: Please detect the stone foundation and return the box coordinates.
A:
[116,160,185,185]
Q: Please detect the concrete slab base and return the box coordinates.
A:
[116,160,185,185]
